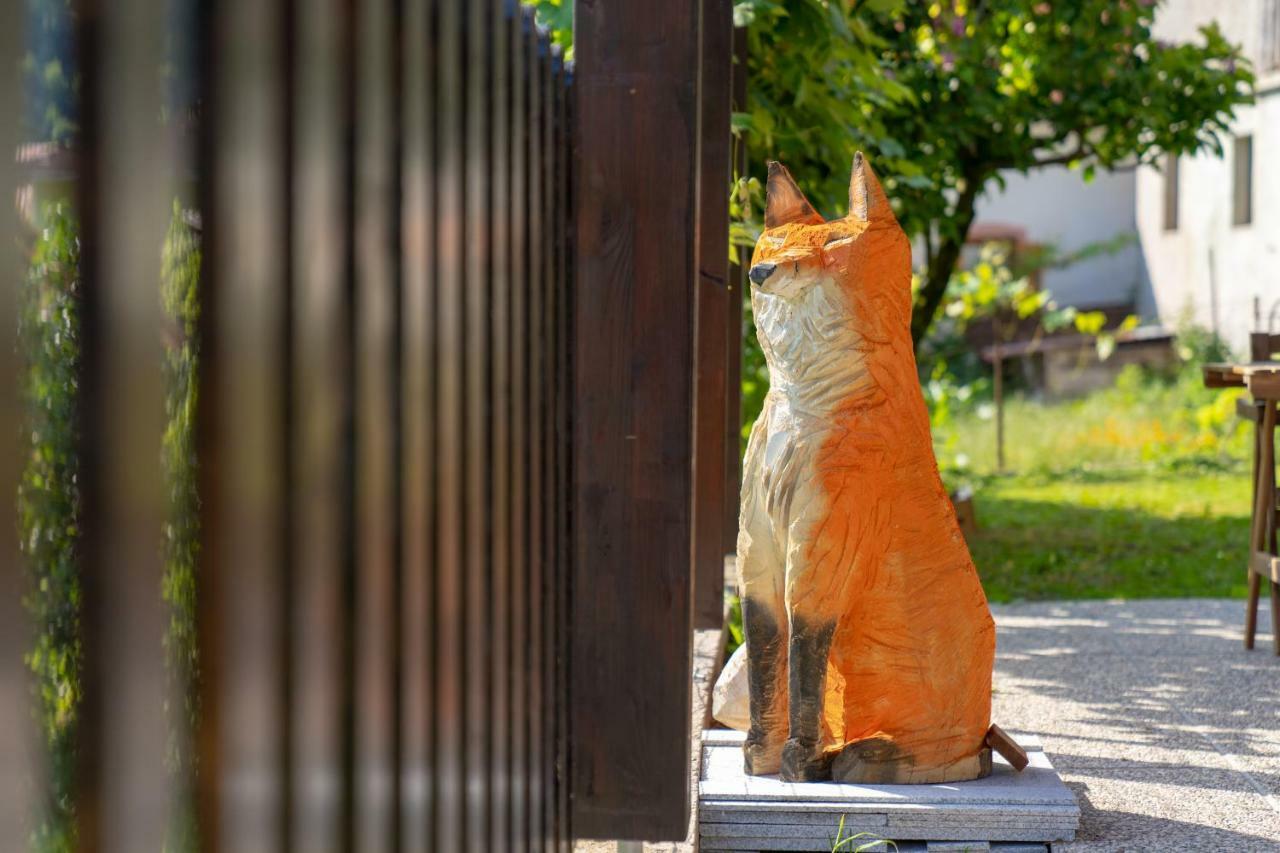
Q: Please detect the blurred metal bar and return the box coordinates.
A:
[74,0,179,849]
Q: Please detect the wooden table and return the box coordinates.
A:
[1203,362,1280,653]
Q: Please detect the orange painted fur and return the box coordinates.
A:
[737,155,995,783]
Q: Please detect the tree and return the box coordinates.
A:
[739,0,1253,346]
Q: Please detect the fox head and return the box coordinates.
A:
[748,154,912,342]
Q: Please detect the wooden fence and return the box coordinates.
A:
[0,0,740,850]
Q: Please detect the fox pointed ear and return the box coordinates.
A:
[765,161,823,228]
[849,152,893,223]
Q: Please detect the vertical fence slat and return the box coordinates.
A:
[571,0,701,839]
[401,0,433,848]
[724,25,748,558]
[75,0,177,849]
[279,0,300,846]
[0,0,32,844]
[692,0,734,629]
[463,1,494,850]
[538,36,555,853]
[432,0,466,847]
[489,1,514,850]
[507,9,530,851]
[197,0,290,847]
[294,0,348,847]
[525,13,546,849]
[356,0,396,846]
[552,54,573,853]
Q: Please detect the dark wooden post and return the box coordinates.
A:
[692,0,735,630]
[572,0,703,840]
[724,24,748,561]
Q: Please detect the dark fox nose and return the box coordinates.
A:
[749,262,777,285]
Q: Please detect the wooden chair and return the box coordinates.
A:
[1239,333,1280,653]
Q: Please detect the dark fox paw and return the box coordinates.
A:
[779,737,832,782]
[743,736,782,776]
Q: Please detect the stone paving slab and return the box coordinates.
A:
[699,730,1077,850]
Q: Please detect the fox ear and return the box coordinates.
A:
[765,161,824,228]
[849,151,893,223]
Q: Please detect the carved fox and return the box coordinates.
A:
[737,154,996,784]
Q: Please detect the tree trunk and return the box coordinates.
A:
[911,175,983,348]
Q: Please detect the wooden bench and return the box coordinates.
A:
[1204,332,1280,654]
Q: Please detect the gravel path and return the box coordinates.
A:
[579,598,1280,852]
[990,598,1280,852]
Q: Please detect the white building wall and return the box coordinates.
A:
[1135,0,1280,354]
[974,166,1142,308]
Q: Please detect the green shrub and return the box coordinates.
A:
[19,203,81,853]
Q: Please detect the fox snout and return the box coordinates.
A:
[749,262,777,285]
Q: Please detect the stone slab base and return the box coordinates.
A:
[699,729,1078,852]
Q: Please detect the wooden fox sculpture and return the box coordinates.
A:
[737,154,997,784]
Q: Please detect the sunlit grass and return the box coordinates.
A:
[934,365,1254,602]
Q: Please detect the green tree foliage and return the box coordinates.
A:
[19,204,81,853]
[23,0,79,143]
[737,0,1252,346]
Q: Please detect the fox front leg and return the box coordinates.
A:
[780,615,836,782]
[742,595,788,775]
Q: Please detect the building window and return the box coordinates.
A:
[1163,152,1178,231]
[1233,135,1253,226]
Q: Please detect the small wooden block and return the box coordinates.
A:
[985,724,1029,772]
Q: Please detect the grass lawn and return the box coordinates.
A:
[933,365,1255,602]
[962,470,1251,602]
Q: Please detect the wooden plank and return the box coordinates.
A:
[0,0,33,842]
[355,0,396,846]
[552,55,574,853]
[526,17,547,848]
[74,1,174,850]
[507,10,530,852]
[195,0,289,850]
[277,0,299,846]
[1250,551,1280,583]
[724,24,748,557]
[572,0,701,839]
[692,0,734,629]
[432,0,467,847]
[293,1,349,846]
[488,1,514,851]
[399,0,434,847]
[463,1,495,850]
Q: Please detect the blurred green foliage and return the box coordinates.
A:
[160,203,201,853]
[23,0,78,143]
[19,204,81,853]
[17,200,203,852]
